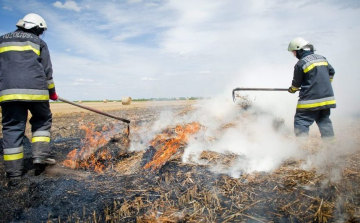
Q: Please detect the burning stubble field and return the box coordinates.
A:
[0,99,359,223]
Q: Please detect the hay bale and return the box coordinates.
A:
[121,97,132,105]
[103,99,108,103]
[78,100,82,104]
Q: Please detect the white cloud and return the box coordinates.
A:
[112,30,142,42]
[2,6,12,11]
[75,78,94,82]
[141,77,157,81]
[72,78,95,86]
[53,0,81,12]
[127,0,142,3]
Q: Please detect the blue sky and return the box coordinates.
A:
[0,0,360,108]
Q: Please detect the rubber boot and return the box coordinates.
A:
[33,157,57,165]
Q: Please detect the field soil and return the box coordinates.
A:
[50,100,195,116]
[0,100,359,223]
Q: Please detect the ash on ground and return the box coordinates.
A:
[0,102,359,223]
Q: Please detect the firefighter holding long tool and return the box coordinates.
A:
[287,37,336,139]
[0,13,58,186]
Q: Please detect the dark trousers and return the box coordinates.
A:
[294,108,334,138]
[1,101,52,177]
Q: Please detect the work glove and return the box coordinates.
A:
[50,92,58,101]
[288,87,297,94]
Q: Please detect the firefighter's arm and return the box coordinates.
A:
[40,41,58,100]
[288,65,302,93]
[328,63,335,82]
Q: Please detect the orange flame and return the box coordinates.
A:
[62,123,113,172]
[144,122,201,171]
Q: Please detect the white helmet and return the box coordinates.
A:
[288,37,312,51]
[16,13,47,30]
[16,19,24,28]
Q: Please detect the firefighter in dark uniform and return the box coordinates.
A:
[287,37,336,138]
[0,13,58,185]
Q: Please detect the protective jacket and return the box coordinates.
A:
[291,51,336,111]
[0,29,56,103]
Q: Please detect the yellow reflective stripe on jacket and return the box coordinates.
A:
[32,136,51,143]
[4,153,24,161]
[0,94,49,102]
[297,99,336,109]
[303,61,328,73]
[0,45,40,56]
[47,79,55,89]
[48,83,55,89]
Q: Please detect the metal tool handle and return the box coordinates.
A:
[232,87,299,102]
[57,97,130,124]
[233,87,289,91]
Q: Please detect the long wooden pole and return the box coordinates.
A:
[57,97,131,136]
[58,97,130,123]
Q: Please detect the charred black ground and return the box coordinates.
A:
[0,104,359,223]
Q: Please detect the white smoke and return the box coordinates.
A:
[299,117,359,182]
[130,91,359,179]
[181,93,304,176]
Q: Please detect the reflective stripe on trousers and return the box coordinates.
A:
[3,146,24,177]
[32,131,51,159]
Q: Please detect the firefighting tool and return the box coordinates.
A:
[232,87,300,102]
[57,97,131,136]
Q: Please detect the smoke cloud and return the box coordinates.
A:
[131,90,359,180]
[181,94,304,176]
